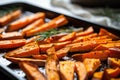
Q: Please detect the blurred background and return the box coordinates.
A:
[0,0,120,29]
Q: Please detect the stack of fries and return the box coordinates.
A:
[0,9,120,80]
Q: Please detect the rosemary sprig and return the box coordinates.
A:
[35,26,74,41]
[0,6,21,17]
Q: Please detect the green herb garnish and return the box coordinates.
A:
[0,6,21,17]
[35,26,74,41]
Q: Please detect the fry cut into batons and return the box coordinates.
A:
[99,28,119,40]
[45,48,60,80]
[59,61,75,80]
[58,32,76,42]
[108,58,120,68]
[0,9,22,26]
[75,62,88,80]
[4,42,39,58]
[93,67,120,80]
[76,26,94,37]
[26,15,68,37]
[21,19,44,36]
[19,62,46,80]
[0,39,26,49]
[72,50,110,61]
[68,39,111,52]
[0,31,23,40]
[83,58,101,77]
[6,57,45,66]
[7,12,45,31]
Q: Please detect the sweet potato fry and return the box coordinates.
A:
[4,42,39,58]
[83,58,101,77]
[68,39,111,52]
[58,32,76,42]
[6,57,45,66]
[0,31,23,40]
[108,58,120,68]
[0,39,26,49]
[93,42,120,51]
[72,50,110,61]
[76,26,94,37]
[26,36,40,44]
[50,15,68,27]
[99,28,119,40]
[7,12,45,31]
[56,46,70,59]
[22,19,44,36]
[59,61,75,80]
[0,9,22,26]
[39,41,71,53]
[32,54,48,60]
[45,51,60,80]
[73,33,97,43]
[26,22,56,37]
[75,62,88,80]
[93,68,120,80]
[19,62,46,80]
[26,15,68,37]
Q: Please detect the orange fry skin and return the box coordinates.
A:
[72,50,110,61]
[59,61,75,80]
[75,62,88,80]
[58,32,76,42]
[0,9,22,26]
[99,28,119,40]
[19,62,46,80]
[0,39,26,49]
[26,15,68,37]
[0,31,23,40]
[7,12,45,31]
[22,19,45,36]
[76,26,94,37]
[4,42,39,58]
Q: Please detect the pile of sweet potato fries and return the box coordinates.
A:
[0,9,120,80]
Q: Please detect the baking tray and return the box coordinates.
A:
[0,2,120,80]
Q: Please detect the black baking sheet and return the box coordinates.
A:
[0,2,120,80]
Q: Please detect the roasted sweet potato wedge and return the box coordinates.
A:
[6,57,45,66]
[108,58,120,68]
[76,26,94,37]
[73,33,97,43]
[50,15,68,27]
[58,32,76,42]
[59,61,75,80]
[0,31,23,40]
[39,41,71,53]
[0,9,22,26]
[7,12,45,31]
[56,46,70,59]
[72,50,110,61]
[0,39,26,49]
[19,61,46,80]
[99,28,119,40]
[26,15,68,37]
[93,68,120,80]
[83,58,101,77]
[0,28,5,33]
[68,39,111,52]
[22,19,45,36]
[45,51,60,80]
[75,62,88,80]
[32,54,48,60]
[4,42,39,58]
